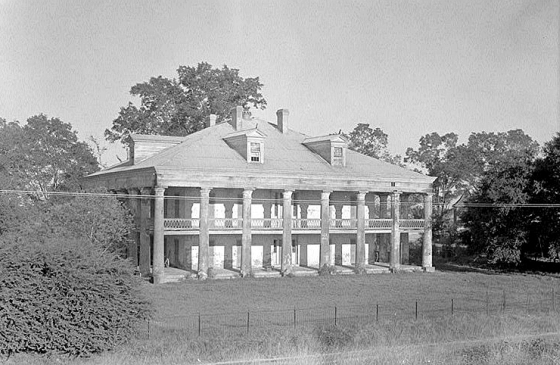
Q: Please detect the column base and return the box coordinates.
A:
[281,266,293,277]
[318,264,336,276]
[353,265,366,275]
[153,273,164,284]
[389,265,401,273]
[423,266,436,273]
[240,269,253,278]
[197,270,208,280]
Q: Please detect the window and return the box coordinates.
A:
[333,147,343,157]
[250,142,261,162]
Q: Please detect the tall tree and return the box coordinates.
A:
[105,62,267,145]
[460,153,535,266]
[0,115,99,198]
[530,133,560,259]
[345,123,401,164]
[405,132,472,240]
[406,129,539,243]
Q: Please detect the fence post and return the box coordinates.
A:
[502,289,506,312]
[198,313,201,337]
[247,311,250,335]
[415,301,418,320]
[486,289,489,315]
[451,299,454,316]
[293,308,296,329]
[147,319,150,340]
[334,306,337,326]
[553,288,556,312]
[376,303,379,322]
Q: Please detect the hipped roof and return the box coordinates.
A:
[87,118,434,189]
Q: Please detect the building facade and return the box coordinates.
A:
[84,107,435,283]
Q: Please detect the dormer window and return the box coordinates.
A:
[223,128,267,164]
[250,142,261,162]
[303,134,348,167]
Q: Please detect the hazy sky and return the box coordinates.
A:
[0,0,557,165]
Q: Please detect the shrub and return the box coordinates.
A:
[0,237,152,357]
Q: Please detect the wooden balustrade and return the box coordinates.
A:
[163,218,425,231]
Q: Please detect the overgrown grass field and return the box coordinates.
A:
[145,268,560,318]
[8,269,560,364]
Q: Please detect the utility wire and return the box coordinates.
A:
[1,189,559,208]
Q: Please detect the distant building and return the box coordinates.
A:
[84,107,436,283]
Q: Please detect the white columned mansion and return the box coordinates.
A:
[84,107,435,284]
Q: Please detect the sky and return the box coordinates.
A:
[0,0,558,166]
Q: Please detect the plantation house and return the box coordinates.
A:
[84,107,436,283]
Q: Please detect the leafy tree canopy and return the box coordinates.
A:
[105,62,267,145]
[345,123,401,165]
[406,129,539,245]
[0,115,99,198]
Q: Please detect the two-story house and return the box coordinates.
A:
[84,107,436,283]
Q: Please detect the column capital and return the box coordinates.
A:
[243,188,254,199]
[127,187,140,195]
[321,190,332,200]
[356,191,367,201]
[154,186,166,195]
[200,187,212,196]
[283,190,293,199]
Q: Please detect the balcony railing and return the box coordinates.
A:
[401,219,425,230]
[366,219,393,229]
[330,218,356,229]
[292,218,322,229]
[164,218,200,230]
[163,218,426,231]
[252,218,283,229]
[210,218,242,229]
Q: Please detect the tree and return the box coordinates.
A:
[405,132,473,240]
[529,133,560,259]
[0,115,99,198]
[406,129,539,244]
[345,123,401,164]
[460,155,535,266]
[105,62,267,145]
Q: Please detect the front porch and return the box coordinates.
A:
[158,262,424,283]
[123,187,434,284]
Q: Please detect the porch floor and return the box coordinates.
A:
[159,262,424,283]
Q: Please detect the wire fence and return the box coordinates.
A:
[139,287,559,340]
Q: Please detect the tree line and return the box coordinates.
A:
[1,61,559,270]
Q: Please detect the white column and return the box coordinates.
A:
[355,191,367,271]
[241,189,253,277]
[320,190,332,268]
[281,190,293,275]
[390,191,401,271]
[423,193,434,272]
[153,186,166,284]
[198,187,211,279]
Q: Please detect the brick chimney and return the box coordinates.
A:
[276,109,289,134]
[230,106,243,130]
[206,114,217,128]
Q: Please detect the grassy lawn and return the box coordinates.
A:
[145,269,560,320]
[8,269,560,364]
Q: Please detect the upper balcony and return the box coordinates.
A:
[162,218,425,232]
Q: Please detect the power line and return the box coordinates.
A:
[1,189,559,208]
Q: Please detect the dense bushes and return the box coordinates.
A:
[0,237,152,356]
[0,193,151,357]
